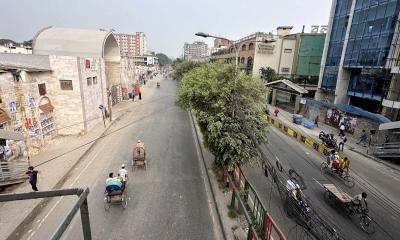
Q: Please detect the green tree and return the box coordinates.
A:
[171,59,205,81]
[156,53,172,66]
[259,67,277,83]
[178,63,268,167]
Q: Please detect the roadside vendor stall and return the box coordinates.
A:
[0,129,29,187]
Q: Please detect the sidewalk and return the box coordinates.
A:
[268,105,400,172]
[0,93,141,239]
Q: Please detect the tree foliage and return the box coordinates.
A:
[178,63,268,167]
[156,53,172,66]
[171,59,205,81]
[260,67,278,83]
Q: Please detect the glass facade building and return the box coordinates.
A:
[319,0,400,111]
[321,0,353,91]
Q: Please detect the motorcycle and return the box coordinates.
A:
[319,131,338,150]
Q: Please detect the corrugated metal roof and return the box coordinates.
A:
[265,79,308,94]
[33,27,120,61]
[0,53,51,71]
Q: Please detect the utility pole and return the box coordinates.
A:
[107,89,112,122]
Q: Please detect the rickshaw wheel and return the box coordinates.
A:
[360,215,375,235]
[343,175,355,188]
[104,196,111,211]
[320,162,328,173]
[324,191,335,205]
[121,192,128,209]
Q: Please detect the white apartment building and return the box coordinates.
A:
[135,32,147,56]
[0,44,32,54]
[114,33,135,57]
[183,41,209,61]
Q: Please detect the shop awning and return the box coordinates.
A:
[379,121,400,131]
[0,111,11,125]
[39,103,54,113]
[0,129,24,141]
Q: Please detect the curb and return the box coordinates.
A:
[349,147,400,173]
[6,110,128,240]
[188,112,227,240]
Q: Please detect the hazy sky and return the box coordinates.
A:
[0,0,331,58]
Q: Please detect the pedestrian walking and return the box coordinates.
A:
[274,106,280,117]
[339,123,345,137]
[131,88,136,102]
[338,135,347,152]
[314,115,319,127]
[357,129,368,147]
[135,84,142,100]
[385,135,390,143]
[26,166,38,191]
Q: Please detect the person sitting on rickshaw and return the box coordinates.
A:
[105,172,123,193]
[119,164,128,182]
[352,192,368,213]
[328,150,339,171]
[339,157,350,176]
[136,139,145,149]
[135,140,146,157]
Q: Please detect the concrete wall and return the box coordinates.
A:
[278,38,297,76]
[77,57,107,131]
[105,61,121,88]
[253,36,283,79]
[48,55,84,135]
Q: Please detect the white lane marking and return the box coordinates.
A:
[305,152,310,155]
[275,155,280,161]
[27,140,107,240]
[312,177,323,188]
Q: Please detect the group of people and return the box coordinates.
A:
[328,150,350,175]
[105,164,128,193]
[130,84,142,102]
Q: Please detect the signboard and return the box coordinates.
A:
[258,43,275,54]
[305,138,314,147]
[287,128,294,137]
[300,98,307,104]
[311,25,328,33]
[28,97,36,108]
[85,59,91,69]
[9,101,17,113]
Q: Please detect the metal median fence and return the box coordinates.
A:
[222,164,286,240]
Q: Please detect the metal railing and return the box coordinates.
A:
[223,164,286,240]
[0,188,92,240]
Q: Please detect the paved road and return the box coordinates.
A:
[18,77,220,240]
[245,127,400,240]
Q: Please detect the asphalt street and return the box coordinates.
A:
[245,126,400,240]
[17,77,220,240]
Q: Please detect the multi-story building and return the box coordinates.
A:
[114,33,136,57]
[317,0,400,120]
[135,32,147,56]
[210,27,293,78]
[0,44,32,54]
[183,41,209,61]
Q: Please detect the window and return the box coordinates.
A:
[248,43,254,50]
[284,48,292,53]
[87,77,92,86]
[93,76,98,84]
[38,83,46,96]
[241,44,247,51]
[281,67,290,73]
[60,80,73,90]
